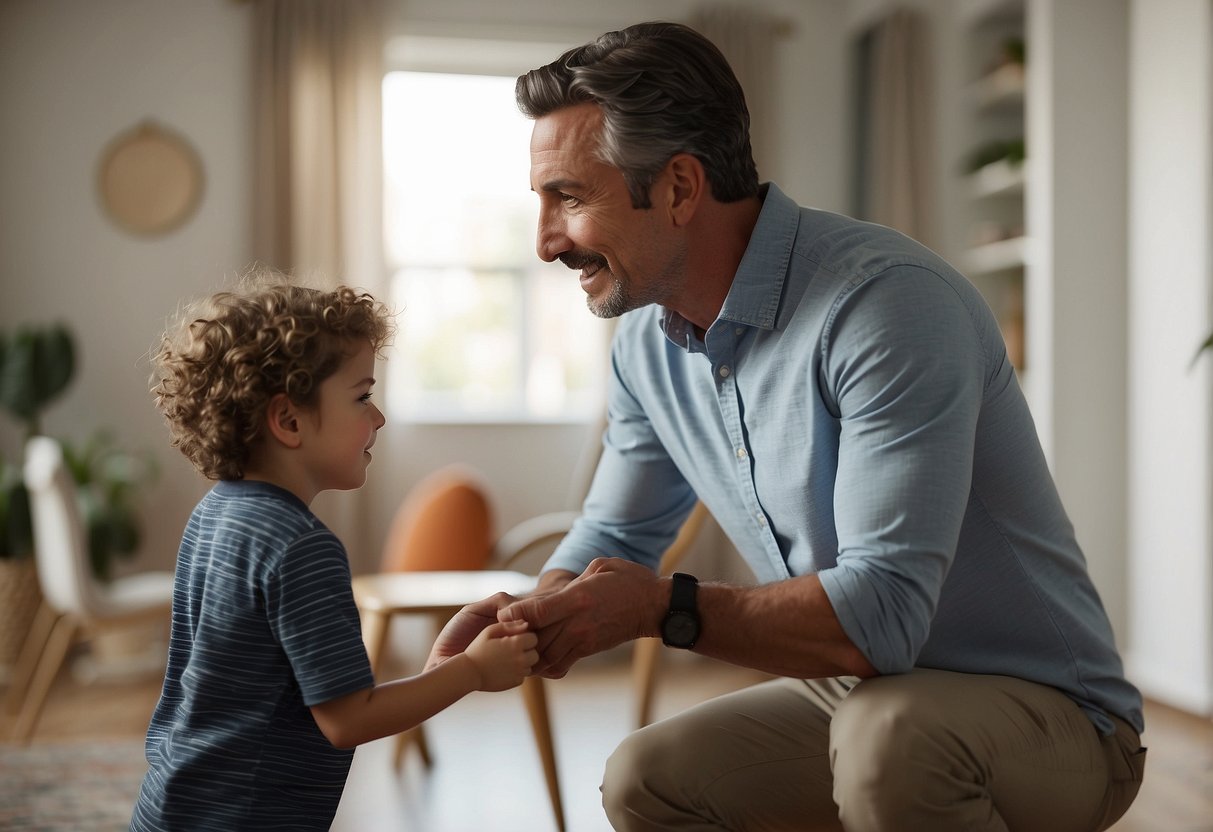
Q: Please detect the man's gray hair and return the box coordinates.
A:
[516,21,760,209]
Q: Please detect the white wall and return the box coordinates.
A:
[1125,0,1213,715]
[0,0,254,575]
[1028,0,1131,658]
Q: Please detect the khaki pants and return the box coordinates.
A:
[602,668,1145,831]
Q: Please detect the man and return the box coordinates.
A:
[430,20,1145,832]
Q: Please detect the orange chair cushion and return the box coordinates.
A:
[380,468,495,572]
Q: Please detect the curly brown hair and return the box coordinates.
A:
[151,270,395,480]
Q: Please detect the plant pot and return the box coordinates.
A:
[0,557,42,682]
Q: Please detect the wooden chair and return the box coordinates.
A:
[351,569,565,832]
[5,436,173,743]
[379,465,496,573]
[365,422,713,830]
[367,467,570,829]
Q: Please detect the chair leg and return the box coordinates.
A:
[4,601,58,716]
[360,610,392,678]
[632,636,664,729]
[10,613,78,744]
[392,724,433,769]
[521,676,565,832]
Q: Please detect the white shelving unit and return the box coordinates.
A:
[959,0,1027,369]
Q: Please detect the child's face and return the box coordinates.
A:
[299,339,385,493]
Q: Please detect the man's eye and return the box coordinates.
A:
[560,193,581,207]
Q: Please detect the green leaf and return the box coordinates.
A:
[1191,332,1213,370]
[0,325,76,434]
[0,331,40,424]
[39,325,75,404]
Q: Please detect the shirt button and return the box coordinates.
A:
[718,365,731,378]
[756,513,768,527]
[735,327,744,335]
[736,447,748,459]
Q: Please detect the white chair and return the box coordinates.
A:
[5,435,173,743]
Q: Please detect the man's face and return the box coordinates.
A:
[529,103,684,318]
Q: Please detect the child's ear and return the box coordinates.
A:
[265,393,304,449]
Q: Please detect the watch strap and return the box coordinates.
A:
[669,572,698,613]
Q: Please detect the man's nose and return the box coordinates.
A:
[536,207,571,263]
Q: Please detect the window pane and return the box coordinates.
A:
[384,72,536,268]
[391,266,522,413]
[383,69,609,422]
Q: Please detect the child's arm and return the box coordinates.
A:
[310,618,537,749]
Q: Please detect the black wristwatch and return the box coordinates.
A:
[660,572,701,649]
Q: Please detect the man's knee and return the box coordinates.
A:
[602,725,680,830]
[829,678,961,826]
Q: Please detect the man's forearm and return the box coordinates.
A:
[690,574,878,680]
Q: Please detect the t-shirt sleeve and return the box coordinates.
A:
[264,529,375,706]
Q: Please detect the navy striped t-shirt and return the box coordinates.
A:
[131,479,375,831]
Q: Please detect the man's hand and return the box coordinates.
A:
[499,558,663,678]
[425,592,520,671]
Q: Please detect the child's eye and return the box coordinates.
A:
[359,392,373,404]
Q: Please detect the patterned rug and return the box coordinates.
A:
[0,739,147,831]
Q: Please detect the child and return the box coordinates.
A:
[131,272,537,831]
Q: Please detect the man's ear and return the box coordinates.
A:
[264,393,304,449]
[663,153,706,227]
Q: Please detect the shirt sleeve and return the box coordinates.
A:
[816,266,989,674]
[264,529,376,706]
[542,324,699,576]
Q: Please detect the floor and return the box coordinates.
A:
[4,646,1212,832]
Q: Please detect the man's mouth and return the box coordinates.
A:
[560,251,608,278]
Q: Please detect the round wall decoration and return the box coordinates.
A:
[97,121,204,236]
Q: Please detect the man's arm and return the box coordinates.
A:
[695,573,877,678]
[501,558,876,679]
[541,328,699,579]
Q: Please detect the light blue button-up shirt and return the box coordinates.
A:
[545,183,1142,735]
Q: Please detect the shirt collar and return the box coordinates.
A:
[660,182,799,349]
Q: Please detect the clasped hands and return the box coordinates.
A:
[425,557,663,679]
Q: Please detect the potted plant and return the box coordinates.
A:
[0,323,75,671]
[61,431,157,582]
[0,324,156,672]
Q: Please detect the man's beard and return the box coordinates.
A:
[560,250,631,319]
[588,275,631,319]
[561,246,683,320]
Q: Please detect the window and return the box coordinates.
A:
[383,62,609,422]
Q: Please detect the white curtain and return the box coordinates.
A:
[687,4,785,181]
[252,0,385,566]
[860,7,934,243]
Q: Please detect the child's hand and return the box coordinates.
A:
[465,619,539,692]
[425,593,520,672]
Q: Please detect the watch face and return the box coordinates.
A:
[662,610,699,648]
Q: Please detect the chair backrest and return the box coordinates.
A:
[566,410,608,511]
[380,465,495,572]
[23,436,100,619]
